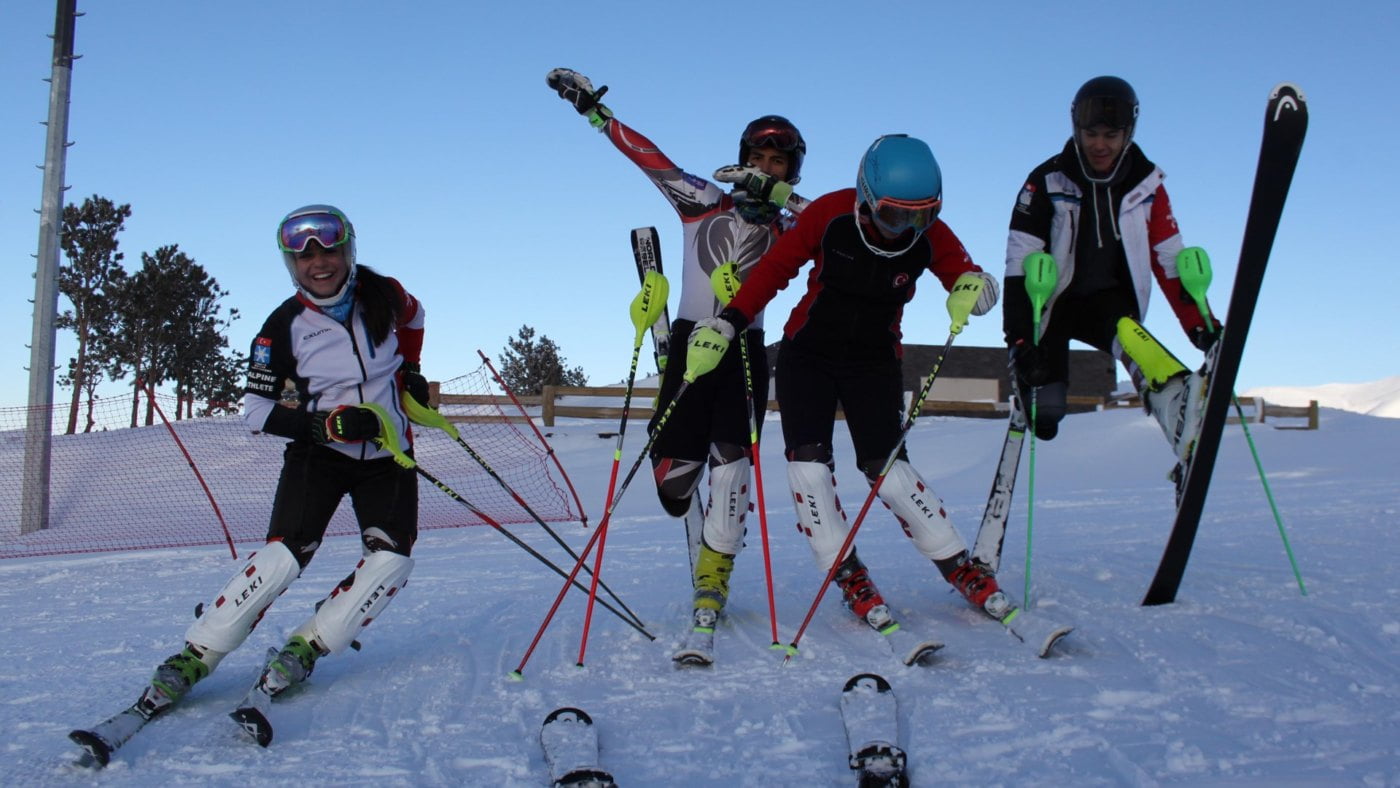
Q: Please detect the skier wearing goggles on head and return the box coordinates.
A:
[547,67,812,634]
[75,205,432,755]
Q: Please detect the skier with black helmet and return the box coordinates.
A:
[546,68,811,638]
[1002,76,1220,470]
[686,134,1004,633]
[71,205,431,758]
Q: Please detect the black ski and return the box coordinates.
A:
[972,392,1028,570]
[1143,83,1308,605]
[840,673,909,787]
[540,707,615,787]
[630,226,705,575]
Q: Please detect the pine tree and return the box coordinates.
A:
[498,325,587,395]
[57,195,131,434]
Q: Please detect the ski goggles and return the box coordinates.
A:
[743,124,803,152]
[868,194,942,237]
[278,212,350,254]
[1073,95,1138,130]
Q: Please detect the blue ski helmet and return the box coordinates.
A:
[277,204,357,306]
[855,135,943,254]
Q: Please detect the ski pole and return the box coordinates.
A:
[355,404,655,640]
[1176,247,1305,595]
[1022,252,1058,609]
[711,262,782,649]
[401,393,646,630]
[514,338,705,677]
[577,271,670,666]
[784,331,958,662]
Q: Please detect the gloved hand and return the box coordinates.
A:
[713,165,794,208]
[312,405,382,444]
[400,362,431,408]
[1011,339,1052,389]
[946,271,1000,334]
[685,316,737,381]
[1189,324,1222,353]
[546,68,613,127]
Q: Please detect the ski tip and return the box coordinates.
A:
[843,672,892,693]
[1038,627,1075,659]
[1271,82,1306,103]
[229,708,273,748]
[68,730,112,768]
[543,706,593,726]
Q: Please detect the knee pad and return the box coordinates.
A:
[292,549,415,656]
[1027,381,1067,440]
[701,444,750,555]
[877,460,966,561]
[652,456,704,517]
[185,540,301,654]
[787,459,849,570]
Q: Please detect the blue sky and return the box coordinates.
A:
[2,2,1394,408]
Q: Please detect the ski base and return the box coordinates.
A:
[841,673,909,787]
[541,707,615,788]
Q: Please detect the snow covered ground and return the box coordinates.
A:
[2,389,1398,785]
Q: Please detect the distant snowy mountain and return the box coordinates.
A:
[1242,375,1400,419]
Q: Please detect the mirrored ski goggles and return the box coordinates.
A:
[278,212,350,254]
[1073,96,1137,130]
[743,125,803,151]
[870,195,942,236]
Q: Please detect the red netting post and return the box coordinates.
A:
[142,380,238,559]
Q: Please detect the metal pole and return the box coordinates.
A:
[21,0,78,534]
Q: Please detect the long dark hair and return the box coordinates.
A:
[354,265,399,345]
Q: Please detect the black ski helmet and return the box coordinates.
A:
[1071,76,1139,137]
[1070,76,1139,183]
[738,115,806,184]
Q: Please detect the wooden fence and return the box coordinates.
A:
[433,384,1319,430]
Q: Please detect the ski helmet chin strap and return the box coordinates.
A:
[1072,129,1133,185]
[854,201,921,258]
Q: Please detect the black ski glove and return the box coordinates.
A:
[1189,325,1222,352]
[1011,339,1052,389]
[312,405,382,444]
[401,362,431,408]
[545,68,612,126]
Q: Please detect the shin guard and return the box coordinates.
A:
[787,460,850,570]
[701,450,750,556]
[291,550,414,656]
[185,540,301,654]
[877,460,966,562]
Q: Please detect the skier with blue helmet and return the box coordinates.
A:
[545,67,814,640]
[685,134,1005,636]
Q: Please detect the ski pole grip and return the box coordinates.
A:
[1022,252,1058,345]
[1176,246,1215,330]
[710,261,740,306]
